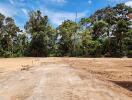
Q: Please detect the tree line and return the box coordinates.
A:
[0,3,132,58]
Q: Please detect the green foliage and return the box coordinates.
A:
[0,14,20,57]
[92,20,108,39]
[124,29,132,57]
[0,3,131,58]
[57,20,78,56]
[81,31,101,57]
[80,18,91,26]
[112,19,130,57]
[25,10,55,57]
[90,3,131,57]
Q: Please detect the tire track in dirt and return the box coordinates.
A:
[0,64,131,100]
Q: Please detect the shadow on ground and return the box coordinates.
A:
[112,81,132,91]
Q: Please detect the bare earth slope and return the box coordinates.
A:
[0,58,132,100]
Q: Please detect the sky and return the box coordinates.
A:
[0,0,132,29]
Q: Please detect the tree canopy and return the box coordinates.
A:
[0,3,131,57]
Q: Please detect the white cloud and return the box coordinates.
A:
[88,0,92,5]
[107,0,126,2]
[0,3,27,17]
[50,0,67,4]
[125,1,132,7]
[43,9,88,26]
[9,0,14,4]
[21,8,28,15]
[1,0,86,28]
[0,4,17,17]
[8,0,28,6]
[107,0,129,4]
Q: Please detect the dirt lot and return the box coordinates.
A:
[0,57,132,100]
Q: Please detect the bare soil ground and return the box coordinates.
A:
[0,57,132,100]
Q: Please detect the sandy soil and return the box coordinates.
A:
[0,57,132,100]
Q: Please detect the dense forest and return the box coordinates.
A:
[0,3,132,58]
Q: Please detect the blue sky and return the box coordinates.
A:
[0,0,132,29]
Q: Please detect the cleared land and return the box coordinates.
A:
[0,57,132,100]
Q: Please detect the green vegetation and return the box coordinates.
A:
[0,3,132,57]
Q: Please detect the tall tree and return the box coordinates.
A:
[81,29,101,57]
[0,13,5,56]
[57,20,78,56]
[113,19,130,56]
[0,15,20,57]
[92,20,108,39]
[25,10,55,57]
[124,29,132,57]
